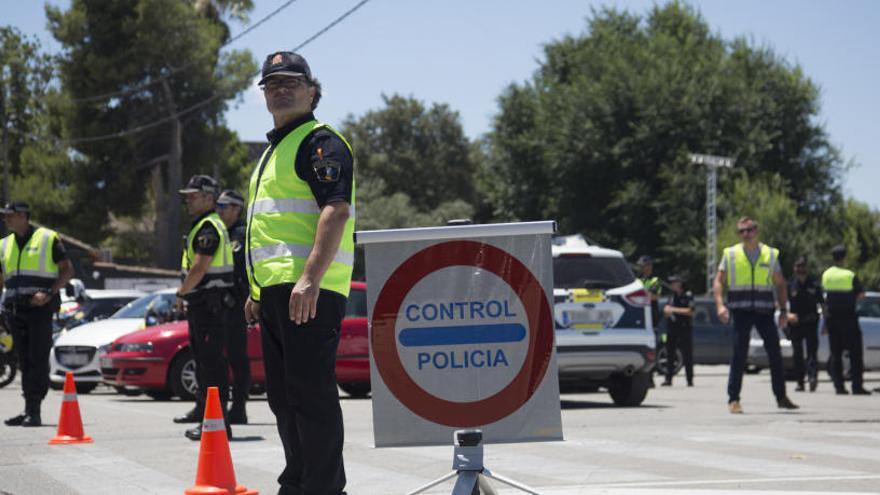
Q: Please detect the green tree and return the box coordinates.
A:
[486,2,846,285]
[47,0,256,267]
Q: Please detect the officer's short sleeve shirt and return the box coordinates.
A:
[295,128,354,208]
[192,222,220,256]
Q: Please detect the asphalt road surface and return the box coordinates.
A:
[2,366,879,494]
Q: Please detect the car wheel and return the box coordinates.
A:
[608,372,651,407]
[169,351,198,401]
[248,383,266,396]
[339,382,371,398]
[76,382,97,394]
[145,390,174,401]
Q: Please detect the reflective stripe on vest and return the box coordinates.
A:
[725,243,777,311]
[821,266,855,292]
[0,228,59,298]
[181,213,233,292]
[245,120,356,300]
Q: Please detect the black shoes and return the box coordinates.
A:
[227,408,248,425]
[185,423,232,441]
[660,380,672,387]
[4,413,27,426]
[174,407,203,424]
[777,396,799,410]
[809,378,818,392]
[22,413,42,427]
[835,388,849,395]
[795,382,805,392]
[851,388,872,396]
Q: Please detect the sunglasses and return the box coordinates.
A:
[260,77,308,92]
[737,226,757,234]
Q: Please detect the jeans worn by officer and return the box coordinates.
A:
[728,310,786,402]
[259,284,346,495]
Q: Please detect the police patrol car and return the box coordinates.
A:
[552,235,655,406]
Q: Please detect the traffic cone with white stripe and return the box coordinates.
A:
[185,386,257,495]
[49,372,93,445]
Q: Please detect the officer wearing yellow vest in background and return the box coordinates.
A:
[0,202,73,427]
[713,216,798,414]
[637,255,662,330]
[244,51,354,495]
[821,245,871,395]
[175,175,235,441]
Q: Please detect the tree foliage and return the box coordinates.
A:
[46,0,256,266]
[485,2,847,288]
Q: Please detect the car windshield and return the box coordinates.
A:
[857,296,880,318]
[112,293,162,319]
[345,289,367,318]
[553,255,636,289]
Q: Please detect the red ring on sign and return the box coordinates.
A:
[371,240,554,427]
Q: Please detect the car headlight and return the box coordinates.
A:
[98,344,111,355]
[116,342,154,353]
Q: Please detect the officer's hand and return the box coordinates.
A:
[786,312,799,325]
[777,312,788,330]
[31,291,51,307]
[173,295,186,315]
[663,305,673,316]
[244,297,261,326]
[290,277,318,324]
[716,305,730,325]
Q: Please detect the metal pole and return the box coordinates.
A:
[706,166,717,295]
[1,123,8,204]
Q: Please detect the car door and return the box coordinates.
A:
[692,300,732,364]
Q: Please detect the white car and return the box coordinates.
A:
[50,289,178,393]
[748,292,880,374]
[552,235,655,406]
[55,288,147,335]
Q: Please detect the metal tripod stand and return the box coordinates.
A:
[406,430,541,495]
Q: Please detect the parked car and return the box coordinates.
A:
[49,289,179,393]
[748,291,880,375]
[552,235,655,406]
[54,289,146,335]
[655,297,733,375]
[101,282,370,399]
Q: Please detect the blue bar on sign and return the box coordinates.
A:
[398,324,526,347]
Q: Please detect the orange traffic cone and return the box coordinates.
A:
[49,372,93,445]
[185,386,257,495]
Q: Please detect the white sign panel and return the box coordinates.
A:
[359,221,562,447]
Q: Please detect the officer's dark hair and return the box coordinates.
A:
[308,77,322,110]
[831,244,847,262]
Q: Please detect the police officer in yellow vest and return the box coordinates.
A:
[822,245,871,395]
[0,202,73,427]
[713,216,798,414]
[176,175,235,440]
[637,255,662,330]
[244,51,354,495]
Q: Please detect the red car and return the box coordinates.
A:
[101,282,370,399]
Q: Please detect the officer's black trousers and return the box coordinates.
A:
[665,324,693,383]
[259,284,346,495]
[186,295,230,413]
[790,322,818,385]
[8,306,53,407]
[827,315,864,391]
[226,301,251,409]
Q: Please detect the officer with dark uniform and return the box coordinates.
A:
[661,274,694,387]
[822,245,871,395]
[245,51,355,495]
[637,255,662,330]
[175,175,236,440]
[216,189,250,424]
[1,202,73,427]
[786,256,822,392]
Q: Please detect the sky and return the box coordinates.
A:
[4,0,879,209]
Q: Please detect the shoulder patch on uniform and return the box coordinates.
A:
[231,239,242,252]
[314,160,341,183]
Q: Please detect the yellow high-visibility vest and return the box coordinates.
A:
[181,212,233,292]
[0,227,59,299]
[724,242,777,312]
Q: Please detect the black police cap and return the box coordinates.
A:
[831,244,847,258]
[179,175,220,195]
[259,52,312,85]
[637,255,654,266]
[216,189,245,207]
[0,201,29,214]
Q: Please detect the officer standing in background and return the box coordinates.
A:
[713,216,798,414]
[1,202,73,427]
[216,189,251,424]
[176,175,236,440]
[245,51,355,495]
[638,255,662,330]
[786,256,822,392]
[822,245,871,395]
[661,274,694,387]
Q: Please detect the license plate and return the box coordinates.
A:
[564,308,614,327]
[101,357,113,368]
[59,354,89,366]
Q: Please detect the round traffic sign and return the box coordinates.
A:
[371,240,554,426]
